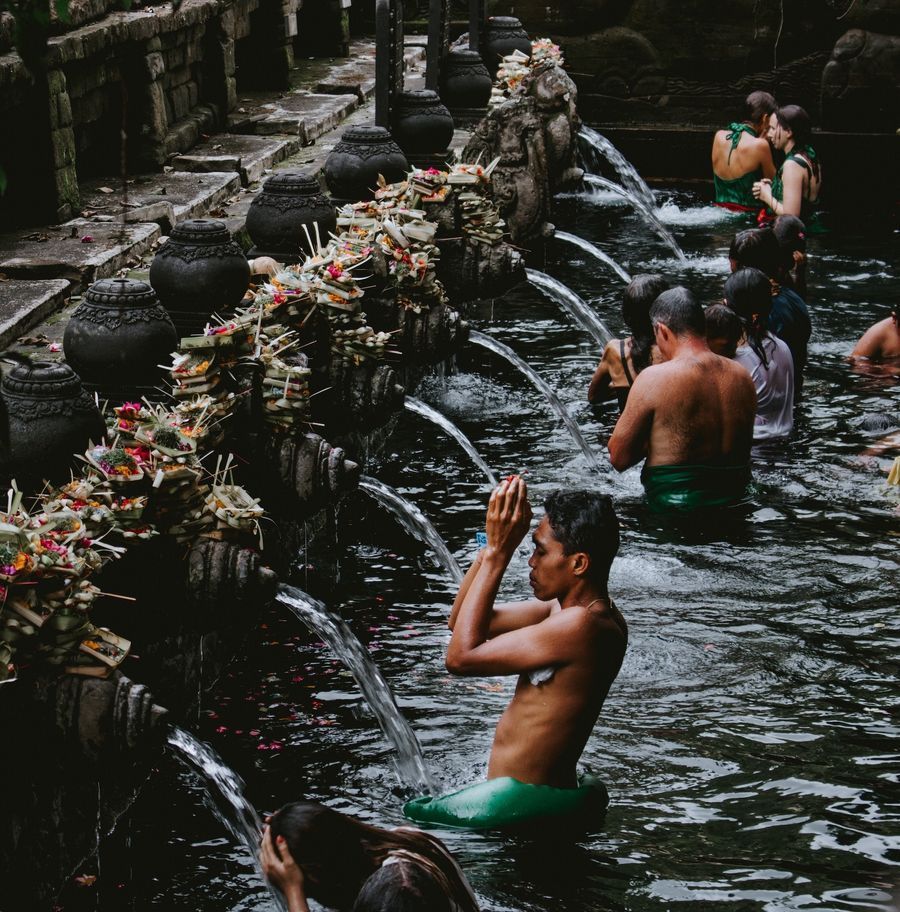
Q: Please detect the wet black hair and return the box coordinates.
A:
[649,286,706,338]
[705,303,743,349]
[744,90,777,125]
[775,104,812,148]
[724,268,773,368]
[729,227,781,279]
[622,274,669,374]
[543,490,619,586]
[354,861,451,912]
[269,801,478,912]
[772,214,806,253]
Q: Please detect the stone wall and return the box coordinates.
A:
[0,0,316,229]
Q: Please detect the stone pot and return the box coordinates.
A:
[439,50,492,112]
[149,220,250,336]
[63,278,177,394]
[482,16,531,73]
[246,171,337,263]
[323,125,409,202]
[0,357,105,484]
[393,90,455,155]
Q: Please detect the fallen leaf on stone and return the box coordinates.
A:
[74,875,97,887]
[19,334,52,345]
[97,186,115,194]
[209,208,227,217]
[48,342,62,352]
[23,232,50,242]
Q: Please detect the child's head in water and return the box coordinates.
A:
[705,303,743,359]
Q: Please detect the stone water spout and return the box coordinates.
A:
[187,539,278,621]
[272,431,360,513]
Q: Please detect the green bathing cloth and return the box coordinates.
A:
[641,462,751,512]
[403,775,609,831]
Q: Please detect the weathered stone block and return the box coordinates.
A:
[187,80,199,109]
[145,51,166,82]
[147,80,169,137]
[57,90,73,128]
[51,127,77,169]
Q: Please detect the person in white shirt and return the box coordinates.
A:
[723,268,795,441]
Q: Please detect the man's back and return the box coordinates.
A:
[637,351,756,467]
[488,600,627,788]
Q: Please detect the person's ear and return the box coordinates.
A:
[570,551,590,578]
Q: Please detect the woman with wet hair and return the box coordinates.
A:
[723,268,794,441]
[753,105,821,224]
[259,800,480,912]
[587,274,670,411]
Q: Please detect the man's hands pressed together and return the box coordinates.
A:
[485,475,533,561]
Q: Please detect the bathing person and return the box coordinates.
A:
[851,307,900,362]
[711,91,777,210]
[260,801,480,912]
[588,274,669,410]
[404,481,627,829]
[772,214,808,299]
[723,268,794,441]
[730,227,810,398]
[608,287,757,511]
[705,303,743,359]
[752,105,821,223]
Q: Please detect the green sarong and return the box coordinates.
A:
[403,775,609,831]
[641,463,750,512]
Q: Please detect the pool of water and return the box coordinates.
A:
[123,188,899,912]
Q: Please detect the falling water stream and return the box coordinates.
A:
[358,476,464,583]
[469,330,602,472]
[404,397,498,487]
[276,585,435,795]
[583,174,688,263]
[553,230,632,283]
[578,125,657,211]
[166,726,287,911]
[526,267,614,346]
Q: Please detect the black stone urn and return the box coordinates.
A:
[0,357,105,484]
[323,125,409,202]
[63,278,177,395]
[439,50,492,114]
[393,90,455,155]
[246,171,337,263]
[482,16,531,73]
[149,219,250,336]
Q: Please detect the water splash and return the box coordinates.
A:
[526,268,614,346]
[583,174,688,263]
[655,199,740,227]
[277,585,435,795]
[578,125,657,211]
[404,397,498,487]
[166,726,286,911]
[469,330,602,472]
[552,231,632,283]
[358,476,464,583]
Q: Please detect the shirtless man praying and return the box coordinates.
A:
[403,480,627,829]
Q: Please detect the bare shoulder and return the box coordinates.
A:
[603,338,622,363]
[557,603,627,640]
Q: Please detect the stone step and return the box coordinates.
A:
[226,91,360,143]
[0,219,160,292]
[0,279,71,350]
[171,133,304,186]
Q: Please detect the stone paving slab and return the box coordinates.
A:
[0,279,71,350]
[227,91,359,142]
[79,171,241,226]
[171,133,303,186]
[0,220,160,291]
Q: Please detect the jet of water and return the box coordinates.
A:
[404,397,498,487]
[277,585,435,795]
[526,268,615,346]
[583,174,688,264]
[358,476,464,583]
[553,230,632,283]
[578,125,657,211]
[469,330,602,472]
[166,726,287,911]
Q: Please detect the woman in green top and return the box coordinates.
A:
[753,105,821,223]
[711,91,777,211]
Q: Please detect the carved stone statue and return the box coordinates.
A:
[525,60,583,189]
[463,95,553,243]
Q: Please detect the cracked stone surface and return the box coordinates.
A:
[171,133,303,186]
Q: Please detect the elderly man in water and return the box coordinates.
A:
[608,287,757,511]
[403,480,627,830]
